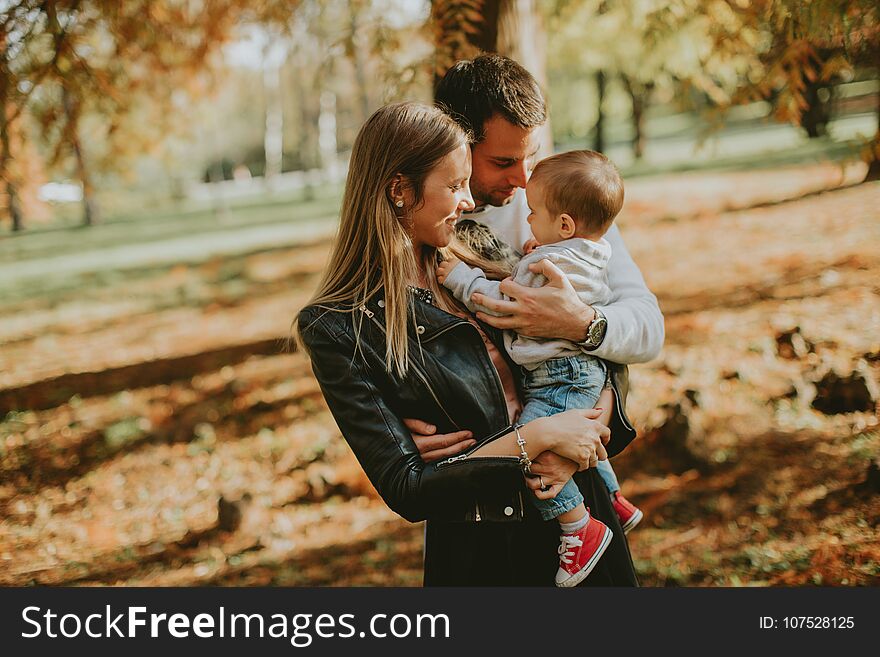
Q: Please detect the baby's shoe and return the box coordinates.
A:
[611,491,643,534]
[555,511,612,588]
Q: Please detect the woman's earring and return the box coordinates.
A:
[395,199,404,208]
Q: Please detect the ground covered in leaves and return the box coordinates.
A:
[1,160,877,587]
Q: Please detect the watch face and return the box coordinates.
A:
[589,318,607,344]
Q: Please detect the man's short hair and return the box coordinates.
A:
[435,54,547,143]
[531,150,624,235]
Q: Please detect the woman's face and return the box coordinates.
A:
[406,143,475,249]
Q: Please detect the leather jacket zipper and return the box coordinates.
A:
[359,305,462,431]
[357,303,516,471]
[450,320,511,426]
[404,310,511,428]
[436,452,519,470]
[428,321,515,469]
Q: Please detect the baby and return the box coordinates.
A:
[437,150,642,587]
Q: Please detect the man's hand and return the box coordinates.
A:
[435,256,461,285]
[403,418,474,463]
[522,238,541,255]
[471,259,596,341]
[524,450,579,500]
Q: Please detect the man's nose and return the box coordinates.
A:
[507,160,529,189]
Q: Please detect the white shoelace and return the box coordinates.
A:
[558,534,583,565]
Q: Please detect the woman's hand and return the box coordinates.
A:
[524,408,610,471]
[436,256,462,285]
[524,450,578,500]
[404,418,474,463]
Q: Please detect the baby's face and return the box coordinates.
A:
[525,179,564,246]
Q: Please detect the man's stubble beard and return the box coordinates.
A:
[470,178,515,208]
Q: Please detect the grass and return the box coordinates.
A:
[0,183,344,266]
[619,134,863,179]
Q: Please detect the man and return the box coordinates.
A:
[407,54,664,469]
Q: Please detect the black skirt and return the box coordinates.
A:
[423,467,639,586]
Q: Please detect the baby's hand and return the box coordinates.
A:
[522,238,541,255]
[436,256,461,284]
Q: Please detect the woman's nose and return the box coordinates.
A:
[460,187,475,211]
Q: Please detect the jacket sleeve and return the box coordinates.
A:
[298,310,524,523]
[590,224,665,364]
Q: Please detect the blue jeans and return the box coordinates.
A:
[519,354,620,522]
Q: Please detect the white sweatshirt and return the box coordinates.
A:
[457,188,665,364]
[443,237,613,369]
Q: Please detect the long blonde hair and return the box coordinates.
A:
[295,102,472,377]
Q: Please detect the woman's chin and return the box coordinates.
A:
[434,225,456,247]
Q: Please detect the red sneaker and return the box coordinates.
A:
[611,491,643,534]
[554,511,613,588]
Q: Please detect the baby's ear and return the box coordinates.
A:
[559,213,577,239]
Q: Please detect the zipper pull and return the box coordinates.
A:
[359,304,375,318]
[438,452,468,467]
[474,502,482,522]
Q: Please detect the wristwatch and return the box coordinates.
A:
[582,306,607,351]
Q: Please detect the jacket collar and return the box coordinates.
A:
[364,288,472,341]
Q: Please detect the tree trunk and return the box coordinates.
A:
[594,70,606,154]
[63,89,99,226]
[430,0,499,85]
[1,109,24,232]
[0,45,23,231]
[431,0,552,153]
[865,62,880,183]
[6,187,23,231]
[496,0,545,84]
[263,57,283,184]
[74,136,99,227]
[431,0,544,86]
[622,75,650,160]
[495,0,551,157]
[799,80,832,139]
[866,159,880,182]
[318,90,338,175]
[348,1,371,123]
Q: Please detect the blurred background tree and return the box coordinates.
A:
[544,0,755,157]
[2,0,878,231]
[1,0,258,229]
[712,0,879,180]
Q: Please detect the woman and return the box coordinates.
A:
[296,102,638,586]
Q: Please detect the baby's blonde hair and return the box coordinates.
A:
[531,150,624,235]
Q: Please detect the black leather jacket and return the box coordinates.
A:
[297,292,637,525]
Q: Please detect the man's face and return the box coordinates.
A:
[470,114,542,207]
